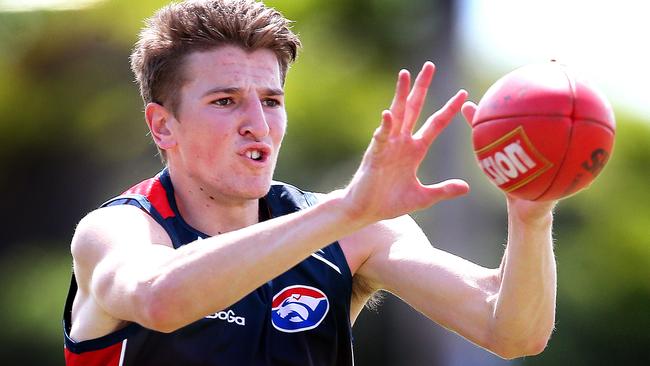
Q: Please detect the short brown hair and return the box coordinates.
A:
[130,0,301,113]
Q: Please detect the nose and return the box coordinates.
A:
[239,98,270,141]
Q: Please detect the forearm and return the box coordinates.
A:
[489,208,556,357]
[143,192,364,330]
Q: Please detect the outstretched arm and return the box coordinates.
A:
[463,101,557,357]
[345,205,555,359]
[346,80,556,359]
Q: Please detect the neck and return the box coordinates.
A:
[167,168,261,236]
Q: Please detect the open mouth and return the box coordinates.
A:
[240,144,271,163]
[246,149,263,161]
[244,149,267,162]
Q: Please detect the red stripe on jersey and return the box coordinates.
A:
[64,341,123,366]
[124,177,175,219]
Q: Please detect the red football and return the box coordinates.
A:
[471,62,615,201]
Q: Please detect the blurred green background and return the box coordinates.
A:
[0,0,648,365]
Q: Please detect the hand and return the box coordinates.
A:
[461,100,557,225]
[342,62,470,224]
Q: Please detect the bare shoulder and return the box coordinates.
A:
[70,204,170,297]
[69,204,172,341]
[340,215,430,320]
[340,215,428,274]
[71,205,171,284]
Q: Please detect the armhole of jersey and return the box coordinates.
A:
[102,194,165,225]
[63,274,140,354]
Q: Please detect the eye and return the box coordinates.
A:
[262,98,282,108]
[212,97,234,107]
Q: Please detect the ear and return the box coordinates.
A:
[145,102,177,150]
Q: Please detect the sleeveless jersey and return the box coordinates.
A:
[63,169,354,366]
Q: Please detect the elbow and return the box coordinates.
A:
[140,300,179,333]
[136,282,186,333]
[488,334,550,360]
[134,277,231,333]
[484,305,556,359]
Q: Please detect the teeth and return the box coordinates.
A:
[246,150,262,160]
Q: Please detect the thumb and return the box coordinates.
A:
[422,179,470,205]
[461,101,477,127]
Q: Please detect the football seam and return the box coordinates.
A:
[533,67,575,200]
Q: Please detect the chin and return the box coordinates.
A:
[237,177,273,199]
[243,187,271,200]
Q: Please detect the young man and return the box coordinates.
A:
[63,1,557,365]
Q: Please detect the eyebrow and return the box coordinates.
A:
[201,86,285,97]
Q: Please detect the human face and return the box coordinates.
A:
[166,45,287,202]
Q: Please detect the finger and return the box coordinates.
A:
[415,89,468,145]
[373,110,394,143]
[461,101,478,127]
[389,69,411,125]
[402,62,435,134]
[422,179,471,205]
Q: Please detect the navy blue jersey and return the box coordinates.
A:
[63,169,354,366]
